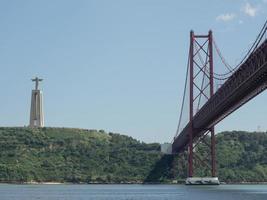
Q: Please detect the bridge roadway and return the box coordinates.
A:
[172,39,267,153]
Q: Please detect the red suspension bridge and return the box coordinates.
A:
[171,20,267,184]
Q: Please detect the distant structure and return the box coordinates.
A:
[29,77,44,128]
[160,143,172,154]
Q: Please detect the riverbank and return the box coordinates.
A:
[1,180,267,185]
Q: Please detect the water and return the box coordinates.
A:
[0,184,267,200]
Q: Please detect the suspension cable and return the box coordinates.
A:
[235,20,267,70]
[175,47,190,138]
[213,20,267,80]
[213,38,234,72]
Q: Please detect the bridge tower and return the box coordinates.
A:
[186,30,219,184]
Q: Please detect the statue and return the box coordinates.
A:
[31,77,43,90]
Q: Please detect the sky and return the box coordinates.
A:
[0,0,266,143]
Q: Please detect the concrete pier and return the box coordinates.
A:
[185,177,220,185]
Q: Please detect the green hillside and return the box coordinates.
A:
[0,127,267,183]
[0,127,160,183]
[147,131,267,183]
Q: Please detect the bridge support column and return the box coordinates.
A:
[188,122,193,177]
[185,30,219,185]
[211,127,216,177]
[188,30,194,178]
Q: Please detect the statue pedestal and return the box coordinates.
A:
[29,90,44,128]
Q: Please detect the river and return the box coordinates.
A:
[0,184,267,200]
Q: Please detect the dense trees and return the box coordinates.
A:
[0,128,266,183]
[216,131,267,182]
[0,127,161,183]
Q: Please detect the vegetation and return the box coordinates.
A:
[147,131,267,183]
[217,131,267,183]
[0,127,160,183]
[0,128,267,183]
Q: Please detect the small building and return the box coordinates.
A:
[160,143,172,154]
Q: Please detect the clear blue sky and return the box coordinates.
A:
[0,0,266,143]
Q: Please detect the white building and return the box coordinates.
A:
[160,143,172,154]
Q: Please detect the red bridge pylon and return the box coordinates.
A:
[188,30,216,179]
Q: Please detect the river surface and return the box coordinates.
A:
[0,184,267,200]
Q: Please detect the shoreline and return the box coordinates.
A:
[1,181,267,185]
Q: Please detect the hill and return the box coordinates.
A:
[0,127,267,183]
[0,127,160,183]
